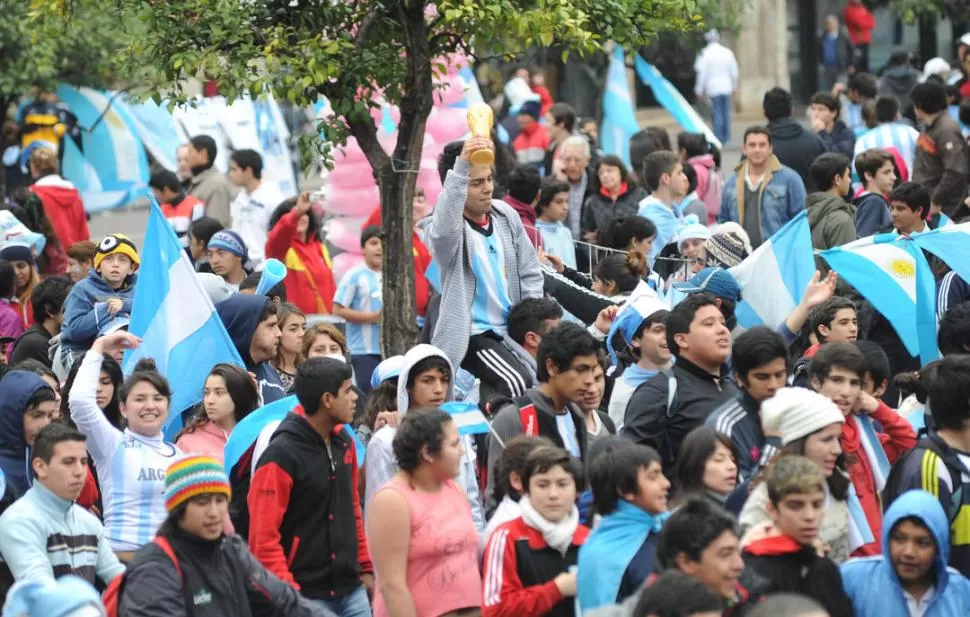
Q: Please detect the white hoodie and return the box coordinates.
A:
[364,344,486,532]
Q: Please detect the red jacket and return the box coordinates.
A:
[843,2,875,45]
[29,175,89,255]
[363,207,431,317]
[502,195,542,251]
[482,516,589,617]
[841,401,917,556]
[265,209,336,314]
[512,123,551,169]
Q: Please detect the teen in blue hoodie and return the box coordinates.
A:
[60,234,139,361]
[841,489,970,617]
[0,370,57,501]
[215,294,286,405]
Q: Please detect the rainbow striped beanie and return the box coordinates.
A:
[164,455,231,513]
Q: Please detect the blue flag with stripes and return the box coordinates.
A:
[600,46,640,167]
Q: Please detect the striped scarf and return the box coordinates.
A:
[846,414,891,551]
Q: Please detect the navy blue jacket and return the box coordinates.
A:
[216,295,286,404]
[0,371,53,498]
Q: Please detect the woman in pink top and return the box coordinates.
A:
[367,408,482,617]
[176,363,260,459]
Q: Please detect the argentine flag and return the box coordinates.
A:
[600,46,640,167]
[730,211,815,330]
[820,234,939,364]
[912,221,970,286]
[125,202,245,439]
[634,55,721,149]
[440,401,491,436]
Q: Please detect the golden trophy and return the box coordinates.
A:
[467,102,495,166]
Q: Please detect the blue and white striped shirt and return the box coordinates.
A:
[467,218,512,335]
[844,101,866,136]
[68,351,182,552]
[334,264,383,355]
[854,122,920,178]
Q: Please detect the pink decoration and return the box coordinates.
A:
[325,186,380,217]
[425,107,469,144]
[326,216,368,253]
[332,251,365,284]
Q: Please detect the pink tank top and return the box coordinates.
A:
[372,478,481,617]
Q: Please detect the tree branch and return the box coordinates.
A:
[355,9,381,49]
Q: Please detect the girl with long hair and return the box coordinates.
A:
[266,193,336,315]
[272,303,306,391]
[176,364,259,461]
[672,426,738,508]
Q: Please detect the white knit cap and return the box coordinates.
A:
[761,387,845,446]
[676,223,712,252]
[922,57,951,82]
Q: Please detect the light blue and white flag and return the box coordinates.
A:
[820,233,939,364]
[124,201,245,439]
[911,221,970,286]
[634,55,721,149]
[600,46,640,167]
[440,401,491,436]
[730,211,815,330]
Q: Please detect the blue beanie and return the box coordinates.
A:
[0,241,34,265]
[3,575,105,617]
[207,229,247,259]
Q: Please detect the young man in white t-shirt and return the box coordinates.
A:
[228,149,285,269]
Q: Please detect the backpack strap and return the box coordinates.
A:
[153,536,182,578]
[519,403,539,437]
[661,369,678,418]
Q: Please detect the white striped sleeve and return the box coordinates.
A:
[483,528,510,607]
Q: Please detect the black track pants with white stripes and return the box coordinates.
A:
[461,332,534,399]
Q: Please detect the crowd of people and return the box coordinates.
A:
[4,13,970,617]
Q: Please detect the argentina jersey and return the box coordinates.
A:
[334,264,383,355]
[854,122,919,177]
[467,219,511,335]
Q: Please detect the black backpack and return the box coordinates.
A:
[884,434,966,524]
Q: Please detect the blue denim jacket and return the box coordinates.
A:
[719,156,807,239]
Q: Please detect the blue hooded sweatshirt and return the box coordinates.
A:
[215,294,286,405]
[0,371,54,499]
[841,490,970,617]
[60,268,137,356]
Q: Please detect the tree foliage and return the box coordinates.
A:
[891,0,970,24]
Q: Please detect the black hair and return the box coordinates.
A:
[808,296,856,343]
[732,326,789,381]
[810,152,851,192]
[855,148,895,185]
[672,427,737,500]
[939,301,970,356]
[642,150,680,193]
[681,161,698,194]
[589,442,662,515]
[438,140,465,185]
[655,496,740,569]
[230,149,263,180]
[809,342,866,383]
[0,261,15,299]
[31,423,86,465]
[507,298,563,346]
[894,361,939,405]
[665,294,720,356]
[742,126,772,145]
[848,73,879,99]
[888,181,931,219]
[189,135,217,167]
[238,270,287,301]
[928,355,970,431]
[294,357,354,416]
[856,340,890,392]
[747,594,826,617]
[60,354,124,430]
[632,570,723,617]
[363,380,398,430]
[595,154,631,186]
[677,132,720,169]
[119,358,173,404]
[763,87,793,122]
[629,130,664,182]
[602,216,657,251]
[393,408,452,473]
[620,309,669,362]
[30,274,71,324]
[25,387,56,413]
[781,439,850,500]
[149,169,182,192]
[360,225,383,248]
[521,445,584,494]
[536,322,602,383]
[189,217,224,247]
[507,165,542,205]
[405,356,452,396]
[269,197,322,242]
[179,364,260,438]
[911,81,949,115]
[493,435,553,503]
[548,102,576,132]
[536,178,570,217]
[646,126,672,151]
[593,251,648,294]
[809,91,842,119]
[875,96,901,123]
[888,49,912,67]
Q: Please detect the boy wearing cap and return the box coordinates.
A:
[334,225,384,394]
[207,229,249,290]
[606,297,671,430]
[59,234,138,363]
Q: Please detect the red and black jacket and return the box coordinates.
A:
[247,410,372,600]
[482,516,589,617]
